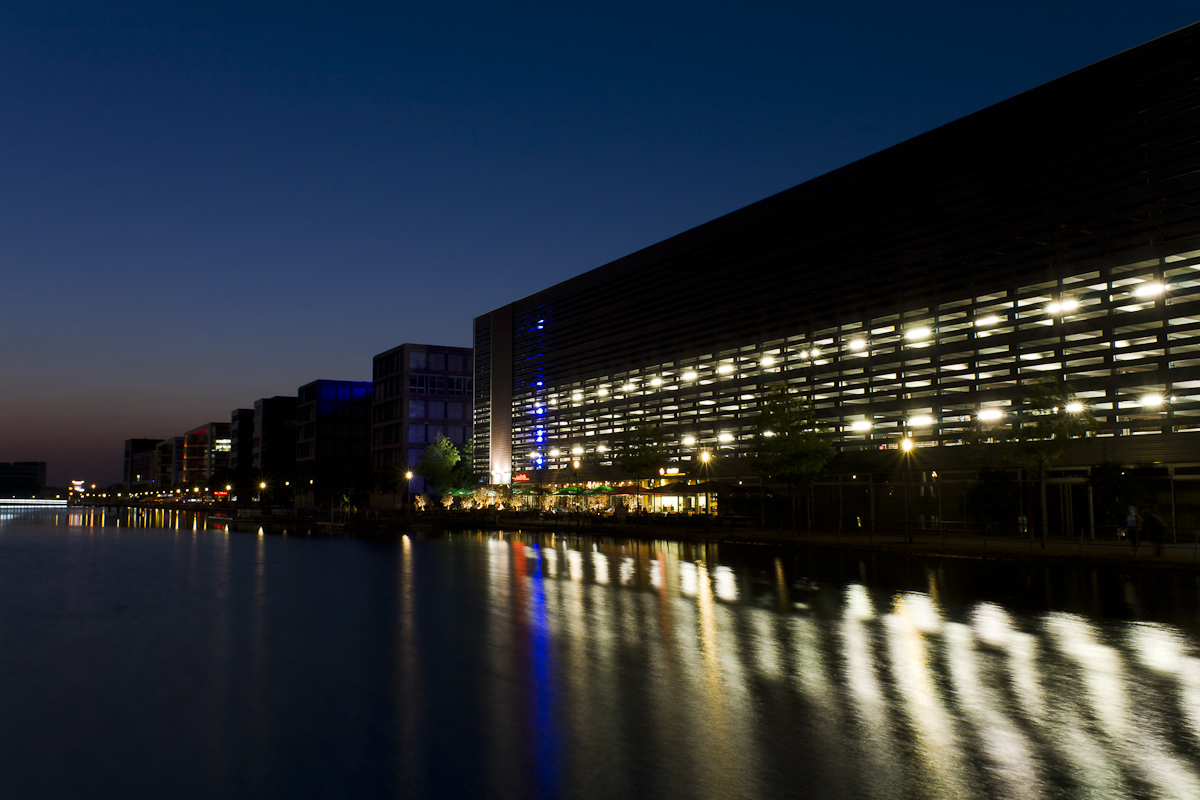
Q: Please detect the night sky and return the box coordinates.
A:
[3,2,1198,486]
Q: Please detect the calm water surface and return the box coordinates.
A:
[3,507,1200,799]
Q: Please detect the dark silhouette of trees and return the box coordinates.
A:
[747,386,834,531]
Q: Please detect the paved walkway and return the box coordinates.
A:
[480,516,1200,569]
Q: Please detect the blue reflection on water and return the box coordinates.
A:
[529,543,560,799]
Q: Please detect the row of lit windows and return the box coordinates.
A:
[511,250,1200,468]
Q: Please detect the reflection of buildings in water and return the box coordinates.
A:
[475,533,1200,798]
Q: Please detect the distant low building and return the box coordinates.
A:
[0,462,47,497]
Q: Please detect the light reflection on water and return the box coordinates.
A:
[2,510,1200,798]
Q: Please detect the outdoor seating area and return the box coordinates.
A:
[436,480,758,516]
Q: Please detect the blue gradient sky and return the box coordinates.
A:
[2,2,1198,486]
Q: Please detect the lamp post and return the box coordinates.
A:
[901,438,914,541]
[405,471,413,517]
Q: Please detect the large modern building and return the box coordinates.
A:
[371,343,473,492]
[474,24,1200,524]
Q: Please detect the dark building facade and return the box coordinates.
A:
[123,438,162,490]
[156,437,184,488]
[254,395,298,479]
[371,343,473,491]
[296,380,372,500]
[474,25,1200,507]
[229,409,255,477]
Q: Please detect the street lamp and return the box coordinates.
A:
[699,451,712,514]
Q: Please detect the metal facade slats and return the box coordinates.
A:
[476,23,1200,479]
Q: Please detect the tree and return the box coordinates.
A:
[415,435,461,498]
[747,386,835,531]
[965,467,1020,535]
[616,424,667,483]
[1009,379,1096,542]
[449,439,478,490]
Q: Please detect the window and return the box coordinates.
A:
[410,351,426,370]
[409,400,425,419]
[430,353,446,372]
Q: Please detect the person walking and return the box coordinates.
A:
[1144,503,1168,557]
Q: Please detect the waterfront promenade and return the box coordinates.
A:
[71,501,1200,569]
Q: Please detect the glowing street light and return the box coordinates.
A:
[978,408,1003,422]
[1134,282,1164,298]
[850,420,872,432]
[1140,393,1164,408]
[1065,401,1084,413]
[682,436,696,446]
[900,438,914,452]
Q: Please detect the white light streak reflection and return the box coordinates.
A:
[1046,612,1200,799]
[1130,622,1200,748]
[679,561,699,596]
[886,593,976,799]
[591,551,609,584]
[713,565,737,601]
[619,557,634,586]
